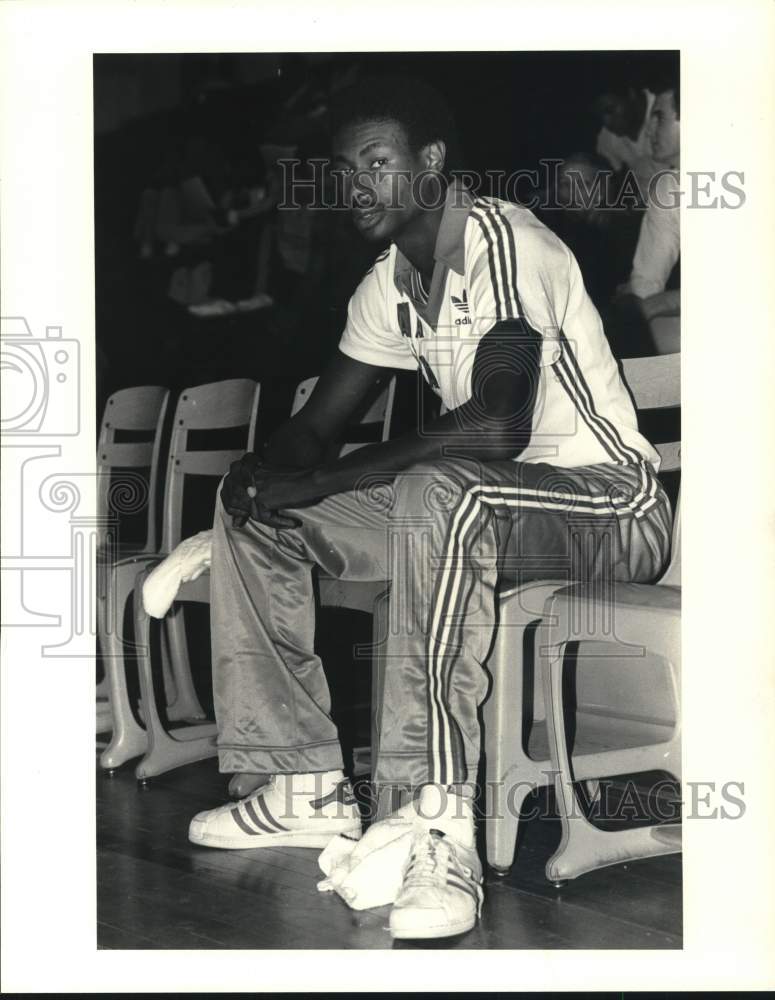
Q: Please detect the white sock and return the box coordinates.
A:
[273,769,345,798]
[414,784,475,849]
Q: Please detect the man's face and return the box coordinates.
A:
[650,90,680,166]
[332,118,438,243]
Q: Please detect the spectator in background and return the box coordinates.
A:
[614,81,680,356]
[132,124,277,316]
[537,152,643,312]
[629,84,680,298]
[593,85,659,205]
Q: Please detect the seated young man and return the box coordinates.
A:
[188,76,673,941]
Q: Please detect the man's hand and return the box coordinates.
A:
[247,466,324,519]
[220,453,303,530]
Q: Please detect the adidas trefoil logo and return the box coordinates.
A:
[310,779,358,812]
[452,290,469,313]
[452,290,471,326]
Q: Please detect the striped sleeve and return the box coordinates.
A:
[338,251,418,372]
[466,200,566,367]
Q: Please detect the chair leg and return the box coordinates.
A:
[96,700,113,734]
[159,621,178,710]
[540,627,594,881]
[485,777,534,875]
[540,620,681,882]
[585,779,602,805]
[546,820,682,881]
[163,603,208,721]
[98,560,151,769]
[133,571,217,780]
[96,670,110,701]
[481,581,565,874]
[482,638,525,874]
[96,641,112,732]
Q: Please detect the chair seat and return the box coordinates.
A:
[552,581,681,612]
[526,711,675,763]
[651,823,682,847]
[175,574,212,604]
[97,540,152,560]
[110,551,163,571]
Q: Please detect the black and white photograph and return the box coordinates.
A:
[2,1,774,993]
[92,49,684,951]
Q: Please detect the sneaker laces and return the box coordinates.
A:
[404,830,451,888]
[399,829,484,920]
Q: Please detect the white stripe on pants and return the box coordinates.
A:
[209,457,672,786]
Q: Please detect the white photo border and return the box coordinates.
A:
[1,0,774,992]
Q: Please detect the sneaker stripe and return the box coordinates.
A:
[446,875,481,904]
[230,806,263,836]
[447,870,479,889]
[255,795,288,832]
[242,800,277,834]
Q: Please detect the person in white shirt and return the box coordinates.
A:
[593,86,659,203]
[624,82,681,354]
[187,75,674,941]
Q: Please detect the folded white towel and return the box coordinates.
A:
[316,801,419,911]
[141,529,213,619]
[317,787,479,912]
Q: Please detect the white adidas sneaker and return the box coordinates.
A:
[389,786,484,940]
[389,828,483,939]
[188,771,362,850]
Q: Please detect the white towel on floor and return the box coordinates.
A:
[316,802,419,911]
[141,529,213,619]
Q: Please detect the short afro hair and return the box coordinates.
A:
[328,74,462,172]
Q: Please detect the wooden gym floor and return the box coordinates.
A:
[97,752,682,951]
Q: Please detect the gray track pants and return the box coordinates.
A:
[210,457,672,787]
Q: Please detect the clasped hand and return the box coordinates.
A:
[221,453,318,529]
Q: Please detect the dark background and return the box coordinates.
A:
[94,50,679,410]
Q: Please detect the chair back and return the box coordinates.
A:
[620,352,680,472]
[97,385,170,551]
[620,352,681,584]
[161,379,260,551]
[291,375,396,456]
